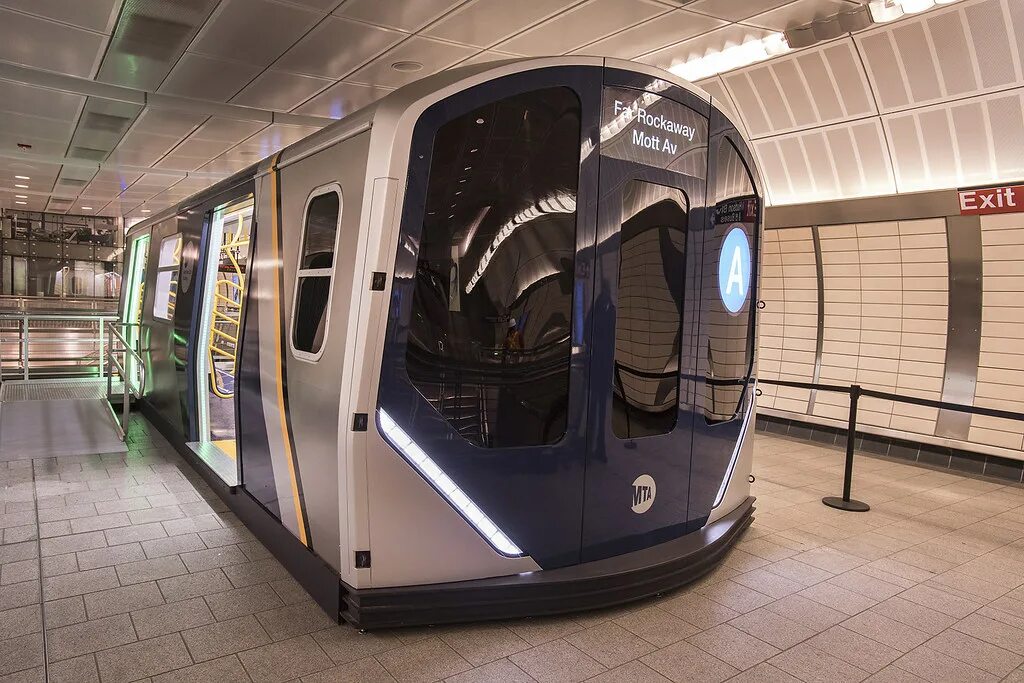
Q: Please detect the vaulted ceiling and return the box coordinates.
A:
[0,0,1020,217]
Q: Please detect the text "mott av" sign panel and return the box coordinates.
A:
[958,184,1024,215]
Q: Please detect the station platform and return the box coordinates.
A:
[0,414,1021,682]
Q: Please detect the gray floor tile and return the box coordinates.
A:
[41,567,119,600]
[115,555,188,585]
[203,583,283,621]
[640,639,738,683]
[75,542,146,570]
[253,601,334,641]
[586,660,670,682]
[237,633,334,683]
[769,642,870,683]
[46,613,136,661]
[95,633,194,683]
[181,614,271,662]
[439,623,532,666]
[83,581,164,619]
[179,546,249,573]
[141,533,207,559]
[150,654,251,683]
[157,568,233,602]
[613,606,699,647]
[0,633,43,676]
[131,596,215,639]
[378,636,475,683]
[302,655,397,683]
[311,625,401,665]
[46,654,99,683]
[688,623,781,671]
[43,596,87,629]
[892,646,998,683]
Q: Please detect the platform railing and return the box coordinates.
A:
[0,295,118,314]
[756,377,1024,512]
[105,322,146,441]
[0,312,119,380]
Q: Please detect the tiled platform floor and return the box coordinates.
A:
[2,416,1024,682]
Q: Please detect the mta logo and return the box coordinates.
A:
[631,474,656,514]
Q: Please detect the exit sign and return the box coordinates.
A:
[958,184,1024,215]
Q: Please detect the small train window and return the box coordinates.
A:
[704,138,759,423]
[153,234,182,321]
[613,182,688,439]
[291,186,342,360]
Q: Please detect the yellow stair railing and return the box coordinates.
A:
[207,228,249,399]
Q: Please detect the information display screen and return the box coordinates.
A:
[600,86,708,177]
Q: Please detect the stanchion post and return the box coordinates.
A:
[823,383,870,512]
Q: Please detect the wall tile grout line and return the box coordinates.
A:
[30,458,49,682]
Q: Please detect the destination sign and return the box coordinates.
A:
[600,87,708,176]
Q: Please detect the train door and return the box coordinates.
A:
[189,193,255,485]
[580,83,709,561]
[122,232,151,388]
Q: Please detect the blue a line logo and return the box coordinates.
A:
[719,226,751,314]
[631,474,656,514]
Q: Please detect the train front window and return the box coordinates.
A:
[406,86,582,448]
[612,182,688,439]
[704,138,759,423]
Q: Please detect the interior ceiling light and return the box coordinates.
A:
[81,206,93,210]
[838,5,873,32]
[14,195,27,199]
[141,209,151,213]
[15,201,26,205]
[14,184,28,189]
[14,175,29,180]
[378,409,523,557]
[391,61,423,72]
[670,33,789,82]
[869,0,905,22]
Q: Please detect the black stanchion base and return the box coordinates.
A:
[822,496,870,512]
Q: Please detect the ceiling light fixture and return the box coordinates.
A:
[670,33,790,82]
[15,201,26,205]
[81,206,93,210]
[14,175,29,180]
[141,209,151,213]
[391,61,423,72]
[14,184,28,189]
[14,195,26,199]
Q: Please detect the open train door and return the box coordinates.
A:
[580,73,710,561]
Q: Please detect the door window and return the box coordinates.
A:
[291,188,341,360]
[613,181,688,439]
[406,86,582,448]
[153,234,182,321]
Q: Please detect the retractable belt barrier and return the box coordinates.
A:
[755,378,1024,512]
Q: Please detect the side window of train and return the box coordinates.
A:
[405,86,582,448]
[613,182,688,439]
[704,137,759,424]
[153,234,182,321]
[291,185,342,361]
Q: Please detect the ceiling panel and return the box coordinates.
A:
[573,9,727,59]
[275,16,406,79]
[195,156,254,176]
[158,53,262,102]
[130,108,205,138]
[189,0,323,68]
[687,0,792,22]
[0,0,119,32]
[96,0,220,90]
[347,36,477,88]
[451,50,520,69]
[334,0,465,32]
[0,112,75,144]
[0,8,106,78]
[497,0,667,56]
[190,118,269,144]
[232,70,334,112]
[0,81,84,123]
[291,81,393,119]
[423,0,571,48]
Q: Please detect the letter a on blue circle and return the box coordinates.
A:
[719,226,751,314]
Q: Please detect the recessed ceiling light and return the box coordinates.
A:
[391,61,423,73]
[464,166,472,171]
[14,175,29,180]
[14,195,27,199]
[15,201,26,205]
[81,206,93,210]
[470,148,478,153]
[14,184,28,189]
[141,209,151,213]
[475,118,485,125]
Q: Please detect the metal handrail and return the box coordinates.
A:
[0,311,118,380]
[757,377,1024,513]
[105,322,146,440]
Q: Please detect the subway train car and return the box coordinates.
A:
[118,56,762,628]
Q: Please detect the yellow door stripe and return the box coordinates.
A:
[269,154,308,546]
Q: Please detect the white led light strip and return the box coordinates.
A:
[377,409,524,557]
